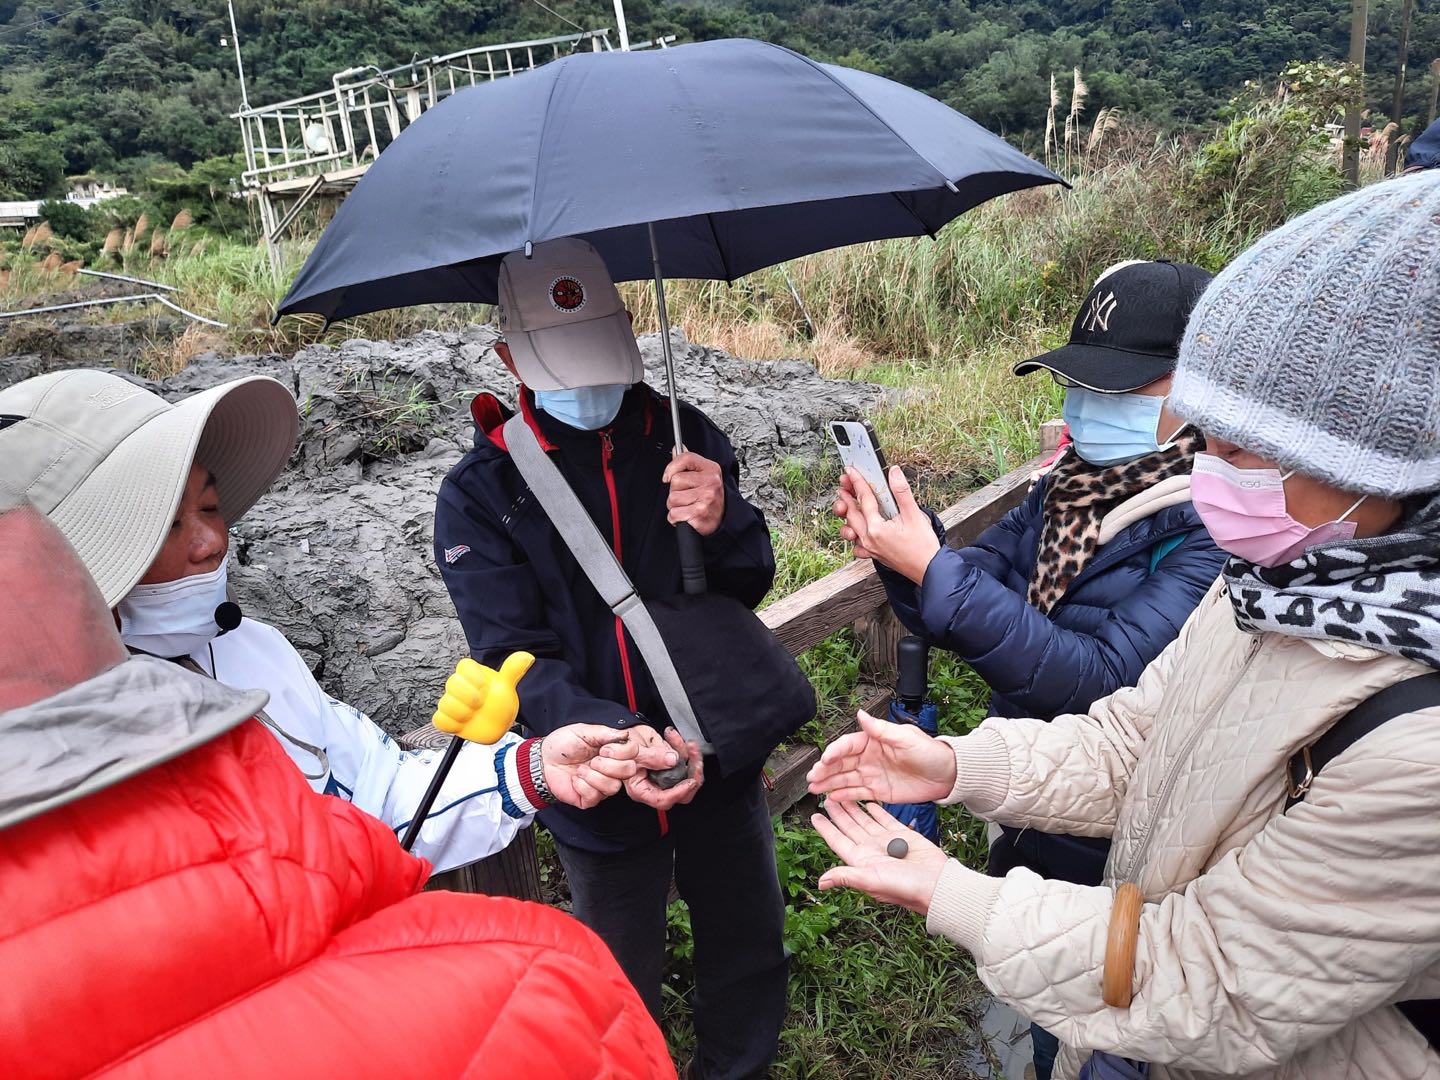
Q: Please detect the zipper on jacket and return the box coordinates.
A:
[1120,634,1263,883]
[600,431,640,715]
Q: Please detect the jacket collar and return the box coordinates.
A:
[0,656,266,832]
[472,384,658,457]
[1062,495,1205,599]
[1097,475,1194,547]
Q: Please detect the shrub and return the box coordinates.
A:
[36,200,98,243]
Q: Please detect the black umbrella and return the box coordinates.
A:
[278,36,1063,588]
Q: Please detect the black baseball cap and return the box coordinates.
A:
[1013,260,1214,392]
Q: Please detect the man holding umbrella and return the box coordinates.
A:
[434,238,787,1080]
[277,36,1065,1078]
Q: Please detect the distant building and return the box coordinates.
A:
[0,178,129,229]
[64,178,130,208]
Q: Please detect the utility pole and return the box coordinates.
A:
[1386,0,1414,175]
[1343,0,1368,188]
[612,0,630,51]
[227,0,250,109]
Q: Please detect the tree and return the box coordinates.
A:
[0,128,65,198]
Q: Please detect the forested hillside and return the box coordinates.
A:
[2,0,1438,197]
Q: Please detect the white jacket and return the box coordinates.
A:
[189,618,538,872]
[927,579,1440,1079]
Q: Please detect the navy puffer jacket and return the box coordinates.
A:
[877,473,1227,882]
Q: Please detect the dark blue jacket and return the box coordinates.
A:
[435,384,775,852]
[877,474,1226,882]
[1407,116,1440,171]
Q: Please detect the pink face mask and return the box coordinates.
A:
[1190,453,1367,567]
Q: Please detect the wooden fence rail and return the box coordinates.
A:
[404,426,1060,898]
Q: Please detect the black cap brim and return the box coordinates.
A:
[1012,341,1176,393]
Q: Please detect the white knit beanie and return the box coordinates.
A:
[1171,170,1440,498]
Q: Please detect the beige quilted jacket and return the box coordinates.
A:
[926,578,1440,1079]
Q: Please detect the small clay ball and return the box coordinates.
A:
[886,836,909,859]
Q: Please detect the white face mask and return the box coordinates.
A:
[118,563,233,658]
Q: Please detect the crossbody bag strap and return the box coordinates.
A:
[1283,670,1440,1053]
[503,415,711,751]
[1285,671,1440,810]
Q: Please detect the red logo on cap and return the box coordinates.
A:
[550,277,586,312]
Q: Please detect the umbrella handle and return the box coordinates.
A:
[896,635,929,714]
[648,224,709,598]
[1102,881,1143,1007]
[677,521,708,595]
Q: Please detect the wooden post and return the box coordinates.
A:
[1039,418,1066,455]
[854,607,906,683]
[425,827,544,900]
[1386,0,1415,176]
[1343,0,1369,189]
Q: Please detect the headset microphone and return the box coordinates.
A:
[214,602,243,636]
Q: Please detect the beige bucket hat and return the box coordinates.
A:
[0,370,299,606]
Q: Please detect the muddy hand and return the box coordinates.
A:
[628,728,704,808]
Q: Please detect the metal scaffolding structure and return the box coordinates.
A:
[236,29,674,278]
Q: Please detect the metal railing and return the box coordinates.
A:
[236,29,678,189]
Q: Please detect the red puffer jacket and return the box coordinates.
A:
[0,717,675,1079]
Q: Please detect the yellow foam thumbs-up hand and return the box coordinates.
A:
[432,652,536,745]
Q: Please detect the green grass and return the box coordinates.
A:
[662,810,991,1080]
[660,658,996,1079]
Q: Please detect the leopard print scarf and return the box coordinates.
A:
[1028,430,1204,614]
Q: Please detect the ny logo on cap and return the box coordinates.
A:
[550,276,586,313]
[1082,290,1118,333]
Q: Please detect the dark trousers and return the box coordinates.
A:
[555,779,788,1080]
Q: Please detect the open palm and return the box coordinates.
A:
[812,800,949,915]
[806,709,957,803]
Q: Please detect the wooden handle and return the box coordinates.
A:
[1102,881,1143,1008]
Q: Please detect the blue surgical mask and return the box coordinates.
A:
[1062,386,1180,466]
[535,384,628,430]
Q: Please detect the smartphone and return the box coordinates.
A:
[829,420,899,520]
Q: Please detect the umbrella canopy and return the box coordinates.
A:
[277,37,1062,321]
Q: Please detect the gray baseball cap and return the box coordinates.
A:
[0,370,298,606]
[496,237,644,390]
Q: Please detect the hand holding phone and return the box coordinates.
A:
[829,420,899,519]
[828,422,941,585]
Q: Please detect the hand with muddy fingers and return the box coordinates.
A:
[540,724,682,809]
[623,726,704,810]
[832,466,939,585]
[664,452,725,536]
[807,708,957,803]
[812,800,949,915]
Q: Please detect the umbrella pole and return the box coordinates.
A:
[648,222,708,595]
